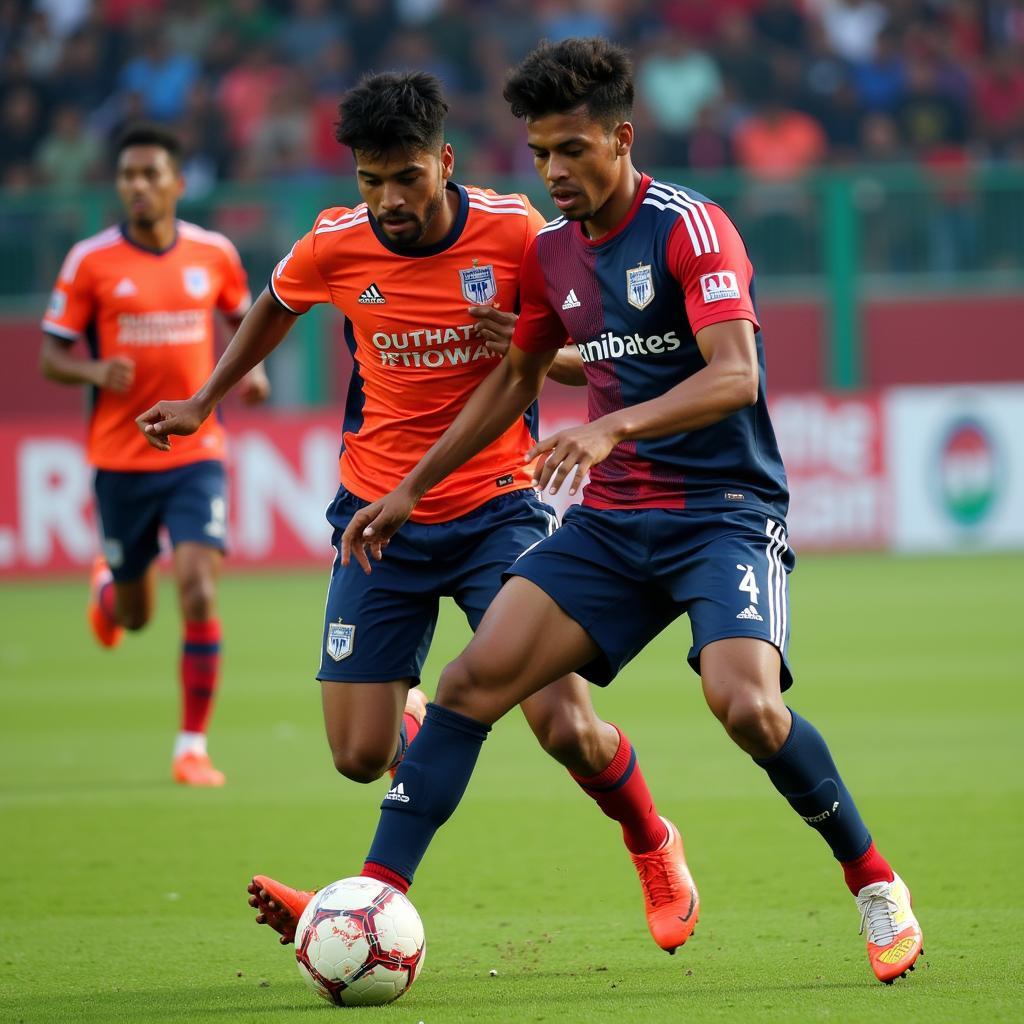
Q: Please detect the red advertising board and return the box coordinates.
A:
[0,413,344,576]
[0,391,890,577]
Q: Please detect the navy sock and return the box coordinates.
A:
[365,702,490,884]
[754,708,871,862]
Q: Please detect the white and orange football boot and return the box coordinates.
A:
[856,873,923,983]
[630,817,699,954]
[248,875,317,944]
[171,751,226,787]
[87,556,123,649]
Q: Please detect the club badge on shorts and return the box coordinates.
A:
[459,263,497,305]
[626,263,654,310]
[326,618,356,661]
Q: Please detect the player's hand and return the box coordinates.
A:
[239,364,271,405]
[527,420,623,497]
[469,303,517,357]
[340,487,418,574]
[135,398,209,451]
[94,356,135,393]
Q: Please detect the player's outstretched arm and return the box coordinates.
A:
[341,343,556,573]
[529,319,759,495]
[136,289,294,450]
[40,334,135,391]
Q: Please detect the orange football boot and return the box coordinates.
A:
[248,875,316,944]
[630,817,699,954]
[390,687,428,778]
[171,751,226,787]
[856,873,924,983]
[87,556,123,649]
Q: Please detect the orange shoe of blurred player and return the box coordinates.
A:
[88,556,124,649]
[172,751,226,787]
[630,817,699,954]
[248,875,316,944]
[856,873,923,983]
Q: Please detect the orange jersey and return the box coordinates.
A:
[42,221,251,471]
[269,184,549,523]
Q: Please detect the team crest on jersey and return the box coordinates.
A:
[183,266,210,299]
[326,619,356,662]
[459,264,497,305]
[626,263,654,310]
[47,289,66,318]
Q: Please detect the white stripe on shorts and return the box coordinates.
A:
[764,518,789,648]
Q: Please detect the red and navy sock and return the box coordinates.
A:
[755,708,892,891]
[364,702,489,888]
[180,619,221,736]
[388,707,425,772]
[841,841,894,895]
[571,725,669,855]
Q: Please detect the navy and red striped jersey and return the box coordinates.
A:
[513,174,789,518]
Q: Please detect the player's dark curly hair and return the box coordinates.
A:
[115,123,183,167]
[336,71,449,158]
[503,38,633,127]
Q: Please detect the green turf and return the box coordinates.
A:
[1,554,1022,1022]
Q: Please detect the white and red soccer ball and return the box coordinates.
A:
[294,876,426,1007]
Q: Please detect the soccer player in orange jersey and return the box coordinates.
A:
[139,73,697,954]
[40,124,270,787]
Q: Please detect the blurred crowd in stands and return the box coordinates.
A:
[1,0,1023,196]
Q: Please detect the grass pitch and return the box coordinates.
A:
[1,554,1021,1023]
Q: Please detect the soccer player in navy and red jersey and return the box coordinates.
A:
[338,40,924,984]
[39,124,270,786]
[137,72,697,955]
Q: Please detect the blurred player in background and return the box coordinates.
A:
[40,124,270,787]
[332,39,924,985]
[138,72,698,955]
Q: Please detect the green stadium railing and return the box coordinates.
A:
[2,166,1021,398]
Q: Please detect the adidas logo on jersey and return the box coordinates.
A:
[358,283,386,304]
[561,289,581,310]
[113,277,137,297]
[385,782,410,803]
[736,605,763,621]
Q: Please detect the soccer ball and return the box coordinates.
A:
[294,876,426,1006]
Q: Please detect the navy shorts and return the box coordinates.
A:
[318,486,559,683]
[93,460,228,582]
[506,505,796,689]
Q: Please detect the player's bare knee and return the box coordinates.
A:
[120,608,150,631]
[179,574,216,622]
[435,655,497,720]
[721,691,787,753]
[329,744,389,784]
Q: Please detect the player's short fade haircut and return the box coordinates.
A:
[336,71,449,158]
[503,37,633,127]
[114,123,183,167]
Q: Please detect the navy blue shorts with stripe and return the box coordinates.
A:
[94,459,228,582]
[318,486,559,683]
[506,504,795,689]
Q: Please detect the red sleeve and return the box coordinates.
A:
[668,202,760,336]
[40,246,96,342]
[215,235,252,318]
[512,237,567,353]
[268,225,332,314]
